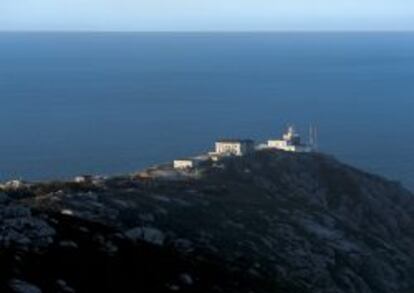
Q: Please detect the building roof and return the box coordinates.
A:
[216,139,255,144]
[174,156,206,162]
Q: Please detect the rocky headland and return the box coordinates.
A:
[1,150,413,293]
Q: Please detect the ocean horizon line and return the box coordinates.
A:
[1,29,414,34]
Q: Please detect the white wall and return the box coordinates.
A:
[215,143,242,156]
[268,140,288,149]
[174,160,194,169]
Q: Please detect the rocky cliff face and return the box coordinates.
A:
[1,151,413,293]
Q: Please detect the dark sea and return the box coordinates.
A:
[0,32,413,189]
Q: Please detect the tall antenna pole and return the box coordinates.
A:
[309,124,314,147]
[309,123,318,151]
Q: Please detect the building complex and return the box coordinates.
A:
[173,125,316,170]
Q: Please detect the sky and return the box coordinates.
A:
[1,0,413,32]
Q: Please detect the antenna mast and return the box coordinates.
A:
[309,124,314,147]
[309,123,318,151]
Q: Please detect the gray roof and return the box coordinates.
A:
[216,139,255,144]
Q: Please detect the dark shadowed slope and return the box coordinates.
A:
[1,150,414,292]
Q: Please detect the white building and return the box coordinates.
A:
[2,180,26,190]
[214,139,255,156]
[267,126,312,153]
[173,158,201,169]
[74,175,93,183]
[268,139,294,151]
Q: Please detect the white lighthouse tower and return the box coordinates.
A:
[267,124,313,152]
[283,125,301,145]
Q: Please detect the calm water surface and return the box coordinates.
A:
[0,32,413,189]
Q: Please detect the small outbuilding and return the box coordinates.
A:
[173,159,200,170]
[74,175,96,184]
